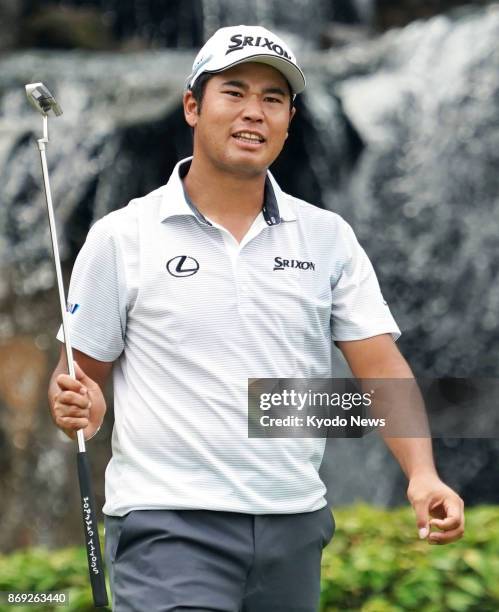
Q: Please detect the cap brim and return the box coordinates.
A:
[206,53,306,95]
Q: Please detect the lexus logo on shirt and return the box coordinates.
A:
[166,255,200,277]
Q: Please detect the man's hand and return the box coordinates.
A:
[407,471,465,544]
[51,361,106,441]
[337,335,465,546]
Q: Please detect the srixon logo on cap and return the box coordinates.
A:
[226,34,292,59]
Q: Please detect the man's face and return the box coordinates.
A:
[184,62,295,179]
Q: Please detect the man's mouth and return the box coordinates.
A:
[232,131,266,144]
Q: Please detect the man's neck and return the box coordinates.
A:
[182,156,267,223]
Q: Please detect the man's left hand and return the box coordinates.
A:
[407,472,465,544]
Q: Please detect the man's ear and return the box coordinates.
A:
[183,90,199,128]
[285,106,296,139]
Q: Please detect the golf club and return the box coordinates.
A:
[25,82,108,608]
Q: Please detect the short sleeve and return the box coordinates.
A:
[56,217,127,361]
[330,221,401,342]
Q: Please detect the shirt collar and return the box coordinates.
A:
[159,157,296,224]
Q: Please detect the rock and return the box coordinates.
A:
[375,0,498,31]
[20,5,117,50]
[0,0,22,50]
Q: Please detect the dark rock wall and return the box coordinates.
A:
[5,1,498,51]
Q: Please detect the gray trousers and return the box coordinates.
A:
[104,506,335,612]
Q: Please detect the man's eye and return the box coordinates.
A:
[224,90,243,97]
[265,97,283,104]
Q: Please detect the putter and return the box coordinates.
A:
[25,83,108,608]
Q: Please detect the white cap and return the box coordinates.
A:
[186,25,306,96]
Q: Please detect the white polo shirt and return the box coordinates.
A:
[58,157,400,516]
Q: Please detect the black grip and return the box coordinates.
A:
[77,451,109,608]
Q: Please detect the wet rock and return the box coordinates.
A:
[20,5,117,50]
[375,0,498,31]
[0,0,22,50]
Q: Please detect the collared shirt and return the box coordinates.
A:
[57,157,400,516]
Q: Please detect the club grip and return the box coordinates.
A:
[77,451,109,608]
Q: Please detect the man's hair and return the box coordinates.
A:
[189,73,214,113]
[189,72,295,114]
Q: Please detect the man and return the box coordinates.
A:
[48,25,464,612]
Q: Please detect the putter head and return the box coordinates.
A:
[25,82,63,117]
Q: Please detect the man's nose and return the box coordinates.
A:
[242,95,264,121]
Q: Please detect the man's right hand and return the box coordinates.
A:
[51,361,106,441]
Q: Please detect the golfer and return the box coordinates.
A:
[48,25,464,612]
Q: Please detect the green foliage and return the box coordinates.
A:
[0,525,109,612]
[0,507,498,611]
[320,505,499,612]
